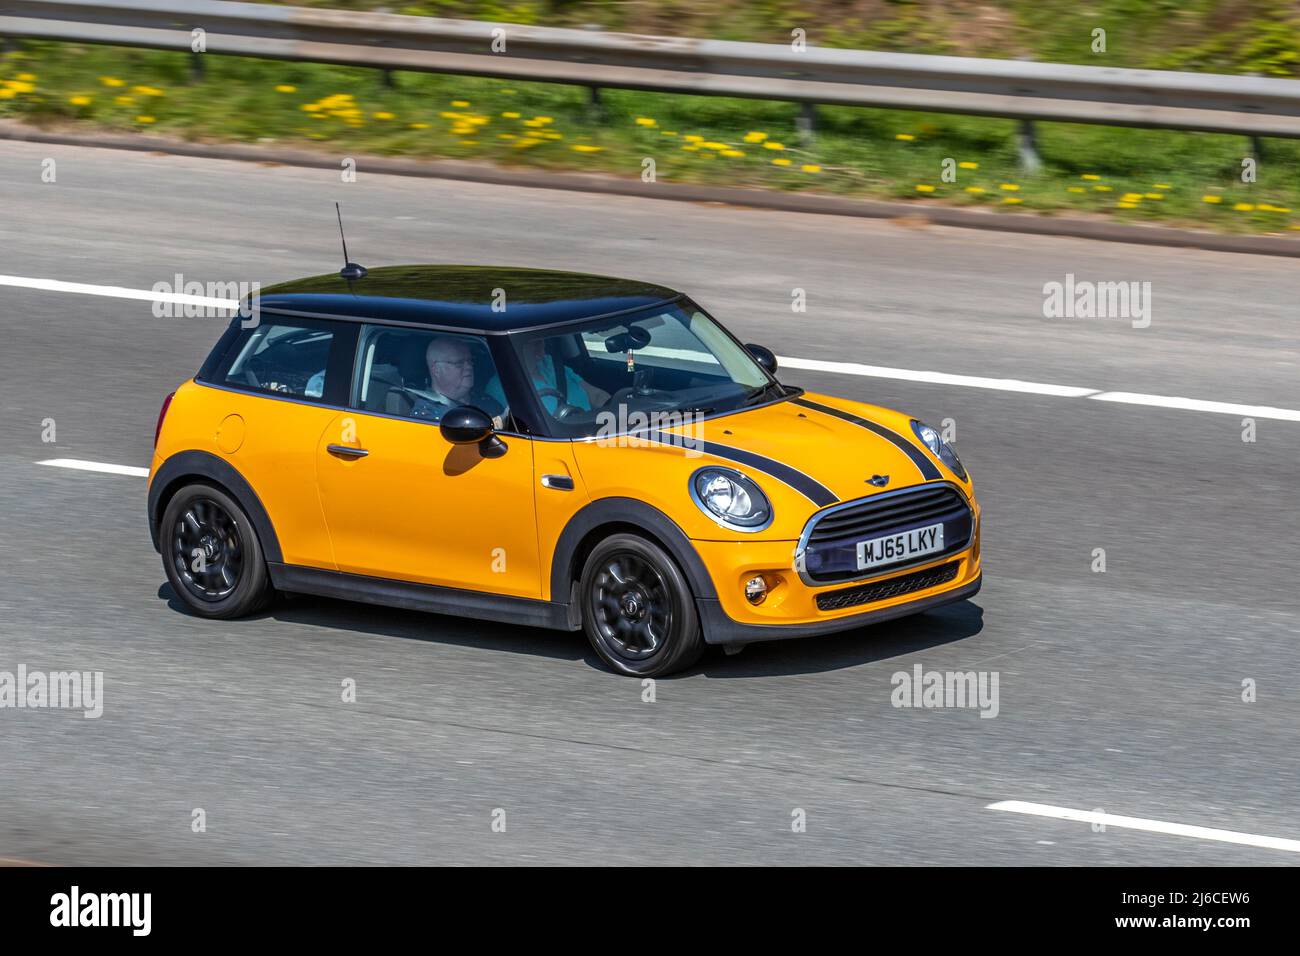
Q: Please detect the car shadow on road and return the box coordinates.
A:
[158,583,983,678]
[693,600,985,679]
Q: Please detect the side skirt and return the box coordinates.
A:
[268,564,575,632]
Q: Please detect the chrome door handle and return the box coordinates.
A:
[327,444,369,458]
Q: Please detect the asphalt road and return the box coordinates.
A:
[0,141,1297,865]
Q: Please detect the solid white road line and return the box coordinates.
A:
[0,274,236,309]
[4,273,1299,423]
[988,800,1300,853]
[38,459,150,478]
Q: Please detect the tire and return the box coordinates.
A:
[579,533,704,677]
[160,482,272,619]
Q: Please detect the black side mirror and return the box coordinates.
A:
[440,405,507,458]
[745,343,778,375]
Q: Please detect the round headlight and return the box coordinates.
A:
[910,419,968,481]
[690,468,772,531]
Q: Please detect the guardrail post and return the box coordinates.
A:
[587,85,604,121]
[796,102,816,145]
[1017,119,1042,173]
[1249,135,1265,162]
[188,51,204,83]
[382,69,396,90]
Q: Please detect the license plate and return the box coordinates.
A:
[856,522,944,570]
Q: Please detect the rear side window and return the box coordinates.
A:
[204,316,353,405]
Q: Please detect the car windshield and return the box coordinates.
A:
[509,301,782,438]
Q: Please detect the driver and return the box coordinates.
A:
[486,338,596,416]
[408,336,503,423]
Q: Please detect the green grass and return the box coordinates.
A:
[4,40,1300,234]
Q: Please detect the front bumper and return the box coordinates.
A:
[688,519,982,645]
[697,573,981,645]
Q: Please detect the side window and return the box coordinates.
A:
[352,326,507,426]
[220,320,336,400]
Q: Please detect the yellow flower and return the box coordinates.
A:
[1092,185,1112,192]
[571,144,604,153]
[771,158,792,166]
[69,95,92,107]
[720,149,745,158]
[501,111,521,119]
[964,186,986,194]
[408,122,430,129]
[1000,183,1020,191]
[683,134,704,143]
[701,141,728,150]
[743,131,768,143]
[895,133,914,141]
[451,100,470,107]
[498,133,516,140]
[915,184,936,193]
[635,117,657,127]
[1272,206,1291,213]
[1153,183,1171,190]
[99,76,125,87]
[533,116,553,124]
[1081,174,1100,181]
[660,130,677,136]
[301,103,323,112]
[17,73,36,82]
[135,115,155,124]
[958,161,978,169]
[460,140,479,146]
[373,111,396,120]
[1117,202,1138,209]
[5,80,34,93]
[801,164,822,173]
[762,141,785,150]
[1067,186,1085,193]
[275,85,297,93]
[115,95,135,105]
[1002,197,1023,204]
[1121,193,1144,202]
[1233,203,1254,211]
[132,85,164,96]
[0,90,14,99]
[1143,193,1163,200]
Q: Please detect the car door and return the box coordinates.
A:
[314,325,541,598]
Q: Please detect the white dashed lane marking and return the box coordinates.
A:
[38,459,150,478]
[988,801,1300,853]
[4,273,1299,423]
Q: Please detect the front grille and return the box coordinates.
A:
[808,484,967,545]
[815,561,960,612]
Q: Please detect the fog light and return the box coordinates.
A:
[744,575,769,605]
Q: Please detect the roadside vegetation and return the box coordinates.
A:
[3,0,1300,234]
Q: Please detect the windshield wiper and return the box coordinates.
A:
[741,381,784,406]
[677,405,715,414]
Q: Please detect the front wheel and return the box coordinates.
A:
[580,534,704,677]
[161,483,271,618]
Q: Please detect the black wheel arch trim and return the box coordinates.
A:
[551,497,719,607]
[147,450,283,564]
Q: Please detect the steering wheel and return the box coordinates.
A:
[536,388,581,421]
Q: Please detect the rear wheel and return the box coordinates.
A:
[580,534,704,677]
[161,483,271,618]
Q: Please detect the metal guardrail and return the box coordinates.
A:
[3,0,1300,140]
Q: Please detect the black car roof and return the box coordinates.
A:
[255,265,681,333]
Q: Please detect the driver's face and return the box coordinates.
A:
[428,341,474,402]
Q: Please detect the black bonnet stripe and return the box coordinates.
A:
[644,429,838,507]
[793,398,942,481]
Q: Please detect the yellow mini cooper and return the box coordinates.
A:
[148,265,981,676]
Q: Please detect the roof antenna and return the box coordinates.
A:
[335,203,368,282]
